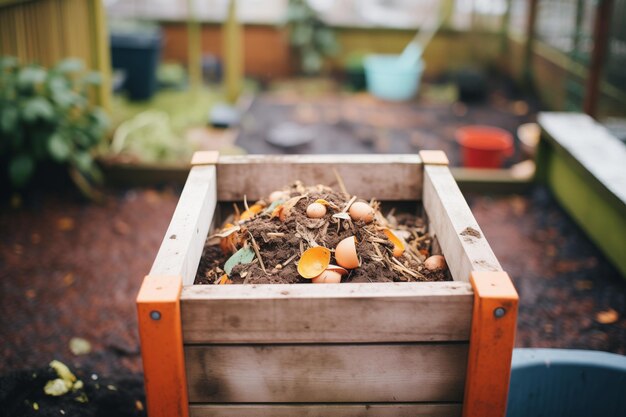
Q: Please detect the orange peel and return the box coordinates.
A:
[297,246,331,279]
[383,229,405,257]
[240,204,264,221]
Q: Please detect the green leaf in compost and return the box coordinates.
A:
[224,246,255,275]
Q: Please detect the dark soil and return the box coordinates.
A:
[194,184,447,285]
[0,367,144,417]
[0,184,624,416]
[235,79,537,166]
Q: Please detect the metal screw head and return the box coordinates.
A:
[494,307,506,318]
[149,310,161,320]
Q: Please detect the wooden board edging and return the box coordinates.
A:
[150,164,217,286]
[189,403,462,417]
[181,281,473,343]
[423,165,502,282]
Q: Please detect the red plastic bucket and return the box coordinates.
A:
[456,126,514,168]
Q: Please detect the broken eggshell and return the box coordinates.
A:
[311,265,348,284]
[335,236,359,269]
[297,246,331,278]
[348,201,374,223]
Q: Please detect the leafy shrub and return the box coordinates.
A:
[0,57,109,191]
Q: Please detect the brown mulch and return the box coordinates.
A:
[195,183,447,285]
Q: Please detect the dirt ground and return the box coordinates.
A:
[1,184,624,417]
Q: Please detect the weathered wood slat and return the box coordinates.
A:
[150,165,217,286]
[189,403,462,417]
[215,154,423,201]
[423,165,502,282]
[185,343,468,403]
[181,282,473,343]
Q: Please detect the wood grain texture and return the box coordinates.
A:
[189,403,462,417]
[185,343,468,403]
[215,154,423,201]
[423,165,502,282]
[150,166,216,286]
[181,281,473,343]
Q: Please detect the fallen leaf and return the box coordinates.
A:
[595,309,619,324]
[113,220,131,236]
[574,280,593,290]
[57,217,75,232]
[69,337,92,356]
[50,360,76,386]
[63,273,75,286]
[44,379,70,396]
[224,246,255,275]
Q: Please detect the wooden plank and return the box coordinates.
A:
[463,271,518,417]
[181,281,472,343]
[538,112,626,210]
[150,165,216,286]
[189,403,462,417]
[423,165,501,282]
[215,154,423,201]
[136,275,189,417]
[185,343,468,403]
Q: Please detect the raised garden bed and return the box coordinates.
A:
[537,112,626,279]
[136,151,518,417]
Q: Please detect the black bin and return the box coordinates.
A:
[110,28,162,101]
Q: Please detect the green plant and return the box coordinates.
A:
[0,56,109,193]
[284,0,339,75]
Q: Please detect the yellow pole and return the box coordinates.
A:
[223,0,243,104]
[88,0,112,111]
[187,0,202,89]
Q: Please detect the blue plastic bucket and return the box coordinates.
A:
[364,54,424,101]
[508,349,626,417]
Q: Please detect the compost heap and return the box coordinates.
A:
[195,182,449,285]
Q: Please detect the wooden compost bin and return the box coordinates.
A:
[137,151,518,417]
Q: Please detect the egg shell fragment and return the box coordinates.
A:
[335,236,359,269]
[348,201,374,223]
[311,270,342,284]
[306,202,327,218]
[297,247,331,278]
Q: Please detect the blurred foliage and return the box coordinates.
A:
[0,56,109,193]
[284,0,339,75]
[107,88,218,164]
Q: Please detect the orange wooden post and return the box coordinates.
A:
[137,275,189,417]
[463,271,518,417]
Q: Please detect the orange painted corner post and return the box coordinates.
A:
[137,275,189,417]
[463,271,518,417]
